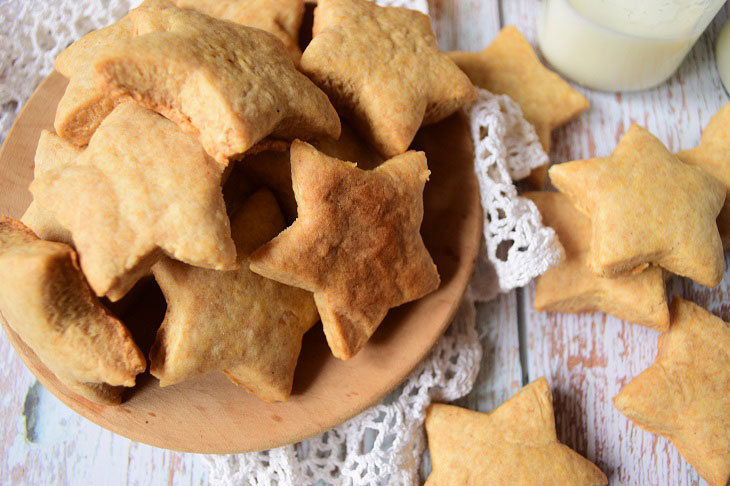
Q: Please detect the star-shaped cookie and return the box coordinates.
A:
[249,140,439,360]
[0,217,146,405]
[677,103,730,248]
[449,26,589,187]
[614,297,730,486]
[176,0,305,61]
[21,130,78,245]
[299,0,475,158]
[94,2,340,165]
[549,124,725,287]
[31,102,236,301]
[425,378,608,485]
[150,190,318,402]
[526,192,669,331]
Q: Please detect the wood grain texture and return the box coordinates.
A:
[508,1,730,485]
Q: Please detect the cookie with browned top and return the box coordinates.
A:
[0,217,145,405]
[249,140,439,360]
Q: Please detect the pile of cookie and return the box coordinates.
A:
[0,0,480,405]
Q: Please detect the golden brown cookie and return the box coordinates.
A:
[150,190,318,402]
[176,0,305,62]
[549,124,725,287]
[526,191,669,331]
[449,26,589,187]
[0,217,145,405]
[21,130,78,245]
[677,103,730,249]
[95,2,340,165]
[238,122,384,222]
[299,0,475,158]
[614,297,730,486]
[425,378,608,486]
[31,102,236,302]
[249,140,439,360]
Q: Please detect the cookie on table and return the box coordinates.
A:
[249,140,439,360]
[424,378,607,485]
[176,0,305,62]
[30,102,236,302]
[0,217,146,405]
[299,0,475,158]
[614,297,730,486]
[94,1,340,165]
[449,25,589,187]
[526,191,669,331]
[150,190,318,402]
[21,130,78,245]
[677,103,730,249]
[549,124,725,288]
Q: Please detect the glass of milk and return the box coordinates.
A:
[538,0,725,91]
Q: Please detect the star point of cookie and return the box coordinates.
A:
[549,124,725,287]
[0,217,146,405]
[249,140,439,360]
[94,2,340,165]
[299,0,475,158]
[31,102,236,302]
[526,191,669,331]
[449,25,589,186]
[150,190,318,402]
[176,0,305,62]
[677,103,730,248]
[614,297,730,486]
[424,378,608,485]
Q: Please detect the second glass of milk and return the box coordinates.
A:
[538,0,725,91]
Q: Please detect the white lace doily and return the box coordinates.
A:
[0,1,562,485]
[468,88,564,292]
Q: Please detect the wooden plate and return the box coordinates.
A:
[0,71,482,453]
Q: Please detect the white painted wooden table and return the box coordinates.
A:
[1,1,728,484]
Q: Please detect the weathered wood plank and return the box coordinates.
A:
[507,0,729,484]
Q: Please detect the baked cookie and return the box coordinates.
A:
[614,297,730,486]
[449,26,589,187]
[0,217,145,405]
[526,191,669,331]
[176,0,305,62]
[299,0,475,158]
[238,122,384,222]
[549,124,725,287]
[31,102,236,301]
[425,378,607,485]
[677,103,730,249]
[249,140,439,360]
[150,190,318,402]
[95,2,340,165]
[21,130,78,245]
